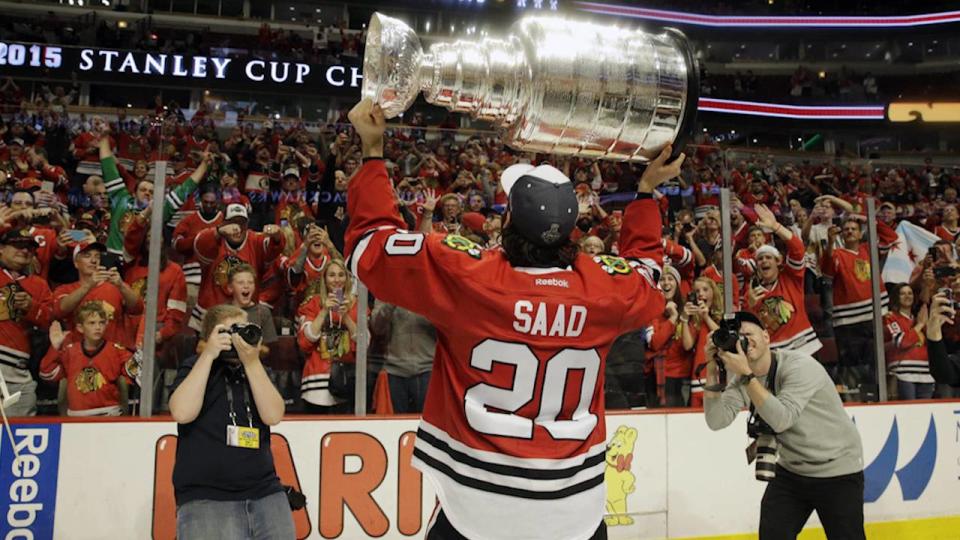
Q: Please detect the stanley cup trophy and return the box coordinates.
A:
[362,13,698,161]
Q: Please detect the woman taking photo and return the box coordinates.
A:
[644,265,692,407]
[297,259,359,413]
[682,276,723,408]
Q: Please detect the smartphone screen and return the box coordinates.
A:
[67,230,87,242]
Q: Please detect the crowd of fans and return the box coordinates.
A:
[1,82,959,417]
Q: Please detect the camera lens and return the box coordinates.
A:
[231,323,263,346]
[754,434,778,482]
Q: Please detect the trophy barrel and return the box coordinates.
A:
[497,17,698,162]
[362,12,699,161]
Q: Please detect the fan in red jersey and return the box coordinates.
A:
[742,205,822,357]
[191,203,284,330]
[172,183,223,305]
[822,215,898,393]
[0,229,55,416]
[344,99,681,540]
[53,240,143,349]
[40,304,136,417]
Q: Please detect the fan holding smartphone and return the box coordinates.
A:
[296,260,360,413]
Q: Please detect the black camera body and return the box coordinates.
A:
[712,316,749,354]
[710,315,750,387]
[218,323,263,361]
[934,266,959,279]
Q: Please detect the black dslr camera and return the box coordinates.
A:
[218,323,263,360]
[712,315,750,354]
[709,315,750,385]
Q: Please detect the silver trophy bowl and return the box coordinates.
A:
[362,12,698,162]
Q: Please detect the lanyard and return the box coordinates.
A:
[224,371,254,428]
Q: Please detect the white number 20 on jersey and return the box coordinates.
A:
[464,339,600,441]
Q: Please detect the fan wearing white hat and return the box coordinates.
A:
[344,98,683,540]
[743,204,822,357]
[189,203,283,331]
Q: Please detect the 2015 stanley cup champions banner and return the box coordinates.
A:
[0,41,362,95]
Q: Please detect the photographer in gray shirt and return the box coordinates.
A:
[370,301,436,413]
[703,312,865,540]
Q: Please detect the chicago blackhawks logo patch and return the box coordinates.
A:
[0,282,26,322]
[854,259,871,282]
[442,235,483,259]
[757,296,795,333]
[594,255,632,275]
[214,255,247,287]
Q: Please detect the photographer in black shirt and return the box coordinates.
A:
[169,304,292,540]
[925,291,960,391]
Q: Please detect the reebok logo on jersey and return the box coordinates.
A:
[535,278,570,288]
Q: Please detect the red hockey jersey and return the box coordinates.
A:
[823,246,889,327]
[934,224,960,243]
[822,222,896,327]
[742,235,822,356]
[26,226,59,280]
[296,297,359,406]
[52,281,142,348]
[39,340,134,416]
[281,246,332,306]
[663,238,694,296]
[72,132,114,175]
[172,210,223,286]
[882,311,933,383]
[687,317,714,406]
[344,160,664,540]
[192,228,283,329]
[123,261,188,343]
[0,269,53,384]
[735,246,757,286]
[645,316,690,379]
[702,264,741,311]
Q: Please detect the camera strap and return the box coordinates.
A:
[745,352,779,465]
[225,370,254,428]
[747,352,779,430]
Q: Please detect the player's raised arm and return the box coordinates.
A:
[342,99,461,323]
[619,145,685,265]
[343,99,404,242]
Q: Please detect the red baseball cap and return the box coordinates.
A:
[461,212,486,235]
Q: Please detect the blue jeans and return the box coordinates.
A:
[897,379,935,400]
[176,491,295,540]
[388,371,431,413]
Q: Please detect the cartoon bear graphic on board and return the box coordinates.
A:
[604,425,637,526]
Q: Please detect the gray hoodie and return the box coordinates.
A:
[704,348,864,478]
